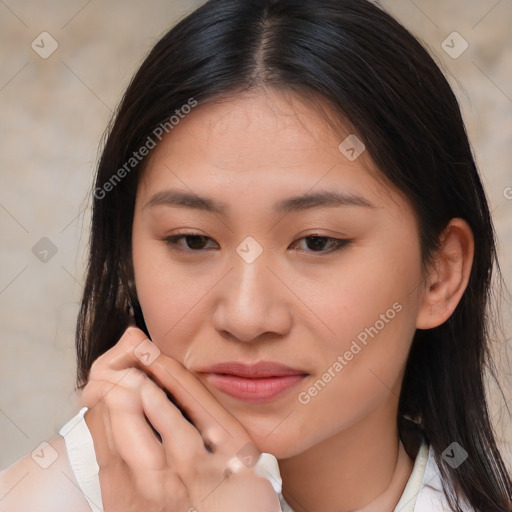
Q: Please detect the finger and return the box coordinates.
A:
[83,399,117,470]
[82,371,164,469]
[88,328,183,412]
[89,327,233,440]
[82,366,139,411]
[88,327,149,379]
[92,374,196,509]
[101,369,168,470]
[146,356,249,453]
[140,375,207,465]
[89,326,249,454]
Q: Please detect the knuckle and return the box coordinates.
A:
[88,356,106,379]
[80,382,97,405]
[124,368,148,388]
[124,325,142,337]
[101,385,124,408]
[142,377,165,397]
[89,328,148,379]
[203,426,224,448]
[123,326,148,349]
[119,368,149,391]
[80,387,93,408]
[82,378,110,404]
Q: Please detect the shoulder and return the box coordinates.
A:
[0,434,92,512]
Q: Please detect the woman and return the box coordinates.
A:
[1,0,511,510]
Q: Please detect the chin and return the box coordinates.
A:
[241,427,304,459]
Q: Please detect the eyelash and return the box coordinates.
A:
[161,233,352,255]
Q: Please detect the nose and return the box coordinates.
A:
[212,255,292,343]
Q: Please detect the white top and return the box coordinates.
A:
[59,407,471,512]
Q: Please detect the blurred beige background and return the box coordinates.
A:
[0,0,511,472]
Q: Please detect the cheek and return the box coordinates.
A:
[290,238,422,426]
[312,237,422,355]
[132,226,179,344]
[131,229,218,351]
[277,306,416,458]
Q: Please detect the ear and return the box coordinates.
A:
[416,218,475,329]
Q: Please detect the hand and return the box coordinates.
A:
[80,326,282,512]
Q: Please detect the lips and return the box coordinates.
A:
[198,361,309,403]
[199,361,308,378]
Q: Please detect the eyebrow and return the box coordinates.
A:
[143,188,376,215]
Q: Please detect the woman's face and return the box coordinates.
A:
[131,90,426,458]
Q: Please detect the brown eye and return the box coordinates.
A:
[162,233,352,255]
[291,235,352,254]
[163,234,218,251]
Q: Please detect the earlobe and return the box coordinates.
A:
[416,218,475,330]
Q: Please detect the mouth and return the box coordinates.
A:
[198,361,309,403]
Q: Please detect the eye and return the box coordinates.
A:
[290,235,352,254]
[162,233,352,254]
[163,234,218,251]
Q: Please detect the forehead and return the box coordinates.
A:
[135,90,403,215]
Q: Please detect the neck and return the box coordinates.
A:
[355,438,413,512]
[278,403,414,512]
